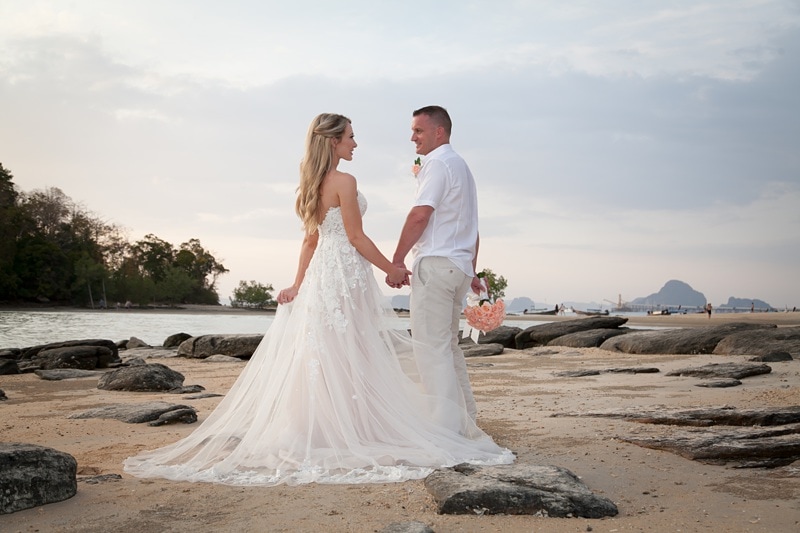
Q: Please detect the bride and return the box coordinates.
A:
[123,113,514,486]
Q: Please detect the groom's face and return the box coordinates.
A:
[411,114,440,156]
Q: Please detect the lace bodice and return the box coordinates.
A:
[309,192,370,332]
[318,191,368,241]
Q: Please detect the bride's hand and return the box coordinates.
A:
[277,286,298,305]
[386,265,410,288]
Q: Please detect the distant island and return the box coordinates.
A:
[428,279,776,314]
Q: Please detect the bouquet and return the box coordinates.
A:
[463,273,506,342]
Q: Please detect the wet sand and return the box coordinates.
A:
[1,313,799,532]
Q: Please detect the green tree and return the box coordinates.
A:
[0,163,21,297]
[478,268,508,300]
[175,238,229,297]
[231,280,275,308]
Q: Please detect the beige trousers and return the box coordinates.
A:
[410,256,478,422]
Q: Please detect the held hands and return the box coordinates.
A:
[277,286,299,305]
[385,263,411,289]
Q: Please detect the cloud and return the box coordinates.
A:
[1,1,799,307]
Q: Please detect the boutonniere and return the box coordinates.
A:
[411,157,421,177]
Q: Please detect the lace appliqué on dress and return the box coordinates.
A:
[313,193,370,333]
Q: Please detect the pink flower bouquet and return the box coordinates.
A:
[464,297,506,333]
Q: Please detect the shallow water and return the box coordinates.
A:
[0,309,660,349]
[0,310,275,348]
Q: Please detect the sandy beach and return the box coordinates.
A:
[2,312,799,532]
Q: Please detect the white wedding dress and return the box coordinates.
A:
[124,192,514,486]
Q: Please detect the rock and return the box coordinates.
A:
[665,362,771,379]
[555,367,659,378]
[204,354,244,363]
[559,406,800,427]
[556,406,800,467]
[620,423,800,468]
[0,358,20,375]
[713,326,800,356]
[380,521,435,533]
[97,363,185,392]
[124,347,179,360]
[163,332,192,348]
[0,348,21,359]
[147,408,198,426]
[555,369,601,377]
[177,334,263,359]
[515,317,628,349]
[695,379,742,388]
[69,401,197,424]
[185,393,224,400]
[168,384,206,394]
[123,356,148,366]
[476,325,522,348]
[462,343,504,358]
[126,336,151,349]
[21,339,120,366]
[425,463,618,518]
[600,323,774,354]
[34,369,104,380]
[0,389,6,401]
[749,351,793,362]
[0,443,77,514]
[79,473,122,484]
[31,345,116,370]
[549,328,631,348]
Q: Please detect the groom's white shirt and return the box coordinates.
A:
[412,143,478,277]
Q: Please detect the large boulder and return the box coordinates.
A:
[163,332,192,348]
[425,463,618,517]
[462,343,504,357]
[515,317,628,349]
[177,334,264,359]
[713,326,800,356]
[19,339,122,370]
[98,363,185,392]
[600,323,774,354]
[31,345,116,370]
[21,338,119,359]
[549,328,631,348]
[0,443,77,514]
[0,358,20,375]
[69,401,197,425]
[475,325,522,348]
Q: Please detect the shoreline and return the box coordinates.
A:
[3,304,799,329]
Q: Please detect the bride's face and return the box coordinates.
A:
[334,123,357,161]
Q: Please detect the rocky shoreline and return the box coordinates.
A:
[2,315,799,531]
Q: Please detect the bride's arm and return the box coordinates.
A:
[277,229,319,304]
[336,174,409,285]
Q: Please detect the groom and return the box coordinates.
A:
[388,105,484,424]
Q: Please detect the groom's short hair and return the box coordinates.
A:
[413,105,452,136]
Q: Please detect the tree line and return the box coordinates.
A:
[0,162,228,307]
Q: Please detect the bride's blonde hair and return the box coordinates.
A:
[295,113,351,233]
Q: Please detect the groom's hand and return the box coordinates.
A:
[470,276,485,295]
[385,262,410,288]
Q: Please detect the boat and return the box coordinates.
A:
[573,309,610,316]
[522,307,558,315]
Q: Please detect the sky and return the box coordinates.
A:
[1,0,799,309]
